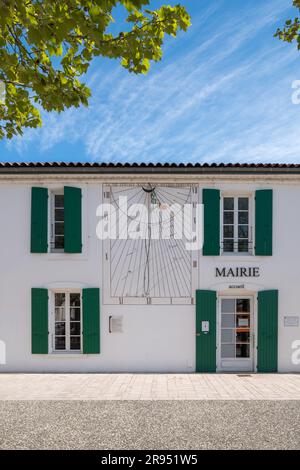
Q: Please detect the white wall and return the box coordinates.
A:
[0,182,195,372]
[0,178,300,372]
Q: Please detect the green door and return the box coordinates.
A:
[196,290,217,372]
[257,290,278,372]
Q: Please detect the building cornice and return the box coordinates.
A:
[1,161,300,176]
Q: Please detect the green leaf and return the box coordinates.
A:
[0,0,190,139]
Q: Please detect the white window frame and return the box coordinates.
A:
[217,295,255,372]
[221,194,254,256]
[49,189,65,253]
[49,289,82,354]
[45,185,87,260]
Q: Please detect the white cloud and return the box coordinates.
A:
[6,0,300,164]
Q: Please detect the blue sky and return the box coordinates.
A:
[1,0,300,164]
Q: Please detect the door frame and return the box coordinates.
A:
[217,293,257,372]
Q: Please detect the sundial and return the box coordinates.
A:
[103,184,198,304]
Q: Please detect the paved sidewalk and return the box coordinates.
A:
[0,373,300,400]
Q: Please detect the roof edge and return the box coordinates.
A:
[1,161,300,175]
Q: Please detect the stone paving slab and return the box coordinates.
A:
[0,373,300,400]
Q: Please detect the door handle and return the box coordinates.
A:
[196,333,201,337]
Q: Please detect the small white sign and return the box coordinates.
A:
[284,316,299,327]
[202,321,209,332]
[109,316,123,333]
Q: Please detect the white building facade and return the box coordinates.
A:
[0,162,300,373]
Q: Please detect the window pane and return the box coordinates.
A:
[238,198,248,210]
[55,195,64,207]
[55,236,64,249]
[221,314,235,328]
[238,226,248,238]
[70,337,81,350]
[221,299,235,313]
[236,299,250,313]
[70,308,80,321]
[55,322,65,335]
[224,198,234,210]
[221,344,235,358]
[224,211,234,224]
[55,307,65,321]
[70,294,80,307]
[55,208,64,221]
[224,226,234,238]
[238,212,248,224]
[55,293,65,307]
[55,222,64,235]
[236,344,250,358]
[223,240,234,252]
[238,240,248,252]
[236,314,250,327]
[221,329,234,343]
[55,337,65,350]
[236,332,250,343]
[70,322,80,335]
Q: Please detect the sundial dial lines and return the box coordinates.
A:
[107,184,194,300]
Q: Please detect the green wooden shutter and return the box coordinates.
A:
[196,290,217,372]
[31,288,48,354]
[255,189,273,256]
[203,189,220,256]
[64,186,82,253]
[257,290,278,372]
[31,187,48,253]
[83,288,100,354]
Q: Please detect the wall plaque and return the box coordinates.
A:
[284,316,299,327]
[109,316,123,333]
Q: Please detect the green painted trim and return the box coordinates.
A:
[31,288,48,354]
[64,186,82,253]
[255,189,273,256]
[83,288,100,354]
[31,187,48,253]
[203,189,220,256]
[257,290,278,372]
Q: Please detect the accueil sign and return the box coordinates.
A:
[215,267,260,278]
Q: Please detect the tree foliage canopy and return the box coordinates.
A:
[275,1,300,47]
[0,0,190,139]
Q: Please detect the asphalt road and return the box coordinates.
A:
[0,401,300,450]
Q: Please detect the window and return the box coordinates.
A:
[54,292,81,352]
[50,191,64,252]
[222,196,252,254]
